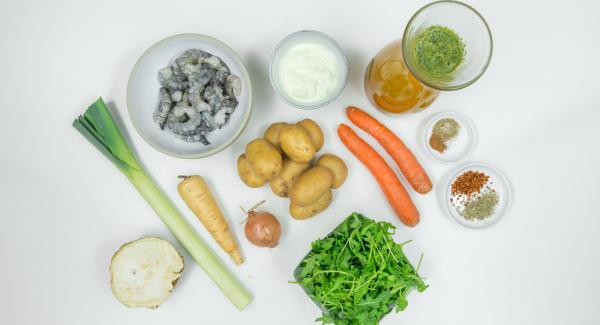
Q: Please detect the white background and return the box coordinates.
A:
[1,0,599,324]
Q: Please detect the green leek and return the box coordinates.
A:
[73,98,252,310]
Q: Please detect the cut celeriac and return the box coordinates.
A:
[110,237,184,308]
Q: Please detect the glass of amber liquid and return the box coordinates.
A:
[364,1,493,114]
[364,39,438,114]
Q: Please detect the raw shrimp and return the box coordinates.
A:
[167,104,202,134]
[158,67,187,90]
[213,109,227,127]
[175,128,210,145]
[225,75,242,99]
[153,88,172,129]
[154,48,242,143]
[175,49,206,67]
[200,111,219,131]
[189,66,216,88]
[170,90,183,102]
[203,84,226,106]
[171,63,185,80]
[203,55,223,69]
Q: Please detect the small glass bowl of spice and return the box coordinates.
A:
[440,163,512,229]
[422,111,475,162]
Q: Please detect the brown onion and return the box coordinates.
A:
[242,201,281,248]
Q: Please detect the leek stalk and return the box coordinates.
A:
[73,98,251,310]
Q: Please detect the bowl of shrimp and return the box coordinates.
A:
[127,33,253,158]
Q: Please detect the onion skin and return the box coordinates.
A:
[244,212,281,248]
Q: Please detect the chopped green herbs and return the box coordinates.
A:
[414,25,465,78]
[294,213,427,324]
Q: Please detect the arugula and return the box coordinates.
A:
[294,213,427,325]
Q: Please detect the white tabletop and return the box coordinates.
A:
[1,0,599,324]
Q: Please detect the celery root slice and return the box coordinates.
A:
[110,237,184,308]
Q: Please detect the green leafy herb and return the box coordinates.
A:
[294,213,427,324]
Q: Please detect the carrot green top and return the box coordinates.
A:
[413,25,465,78]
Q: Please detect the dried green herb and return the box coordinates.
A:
[433,118,460,142]
[430,118,461,153]
[461,191,499,220]
[414,25,465,78]
[294,213,427,325]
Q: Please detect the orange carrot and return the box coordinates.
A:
[346,106,432,194]
[337,124,420,227]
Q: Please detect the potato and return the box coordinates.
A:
[289,190,333,220]
[264,122,287,151]
[316,154,348,189]
[237,154,266,188]
[297,119,324,152]
[269,159,310,197]
[289,166,333,206]
[245,139,282,181]
[279,124,316,163]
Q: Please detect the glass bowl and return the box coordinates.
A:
[403,0,493,90]
[269,30,348,109]
[127,33,252,158]
[421,111,476,163]
[440,163,512,229]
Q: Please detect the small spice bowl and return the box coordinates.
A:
[440,162,512,229]
[421,111,476,163]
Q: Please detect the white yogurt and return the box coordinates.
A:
[270,31,347,109]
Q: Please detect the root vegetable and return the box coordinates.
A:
[110,237,183,309]
[178,175,244,265]
[316,154,348,189]
[289,166,334,207]
[346,106,432,194]
[279,124,316,163]
[264,122,288,151]
[245,138,283,181]
[289,190,333,220]
[242,201,281,248]
[73,98,251,309]
[297,119,324,151]
[237,154,267,188]
[337,124,420,227]
[269,158,310,197]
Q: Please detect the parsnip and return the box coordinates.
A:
[178,175,243,265]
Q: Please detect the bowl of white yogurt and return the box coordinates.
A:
[269,30,348,109]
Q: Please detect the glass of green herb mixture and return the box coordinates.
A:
[403,1,493,90]
[294,213,427,324]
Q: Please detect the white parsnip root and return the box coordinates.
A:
[178,175,243,265]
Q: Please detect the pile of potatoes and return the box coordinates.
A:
[237,119,347,220]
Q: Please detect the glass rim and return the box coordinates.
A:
[402,0,493,91]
